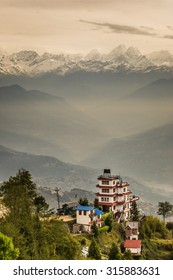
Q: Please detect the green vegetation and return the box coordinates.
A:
[88,238,101,260]
[78,197,89,206]
[157,201,173,223]
[0,169,173,260]
[0,169,80,260]
[108,242,122,260]
[130,200,140,221]
[0,232,19,260]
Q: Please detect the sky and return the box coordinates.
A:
[1,0,173,55]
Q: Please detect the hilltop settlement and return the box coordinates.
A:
[0,168,173,260]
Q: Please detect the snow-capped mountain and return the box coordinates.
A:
[0,45,172,76]
[146,50,173,67]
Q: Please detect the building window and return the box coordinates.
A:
[101,197,109,202]
[102,188,110,193]
[79,210,82,215]
[102,180,109,185]
[83,211,87,216]
[123,187,127,192]
[113,188,116,192]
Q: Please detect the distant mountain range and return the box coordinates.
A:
[0,45,173,77]
[81,122,173,186]
[1,144,172,208]
[122,78,173,101]
[0,85,108,162]
[1,47,173,209]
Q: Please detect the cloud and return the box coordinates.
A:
[140,26,155,31]
[164,35,173,39]
[166,26,173,31]
[80,20,157,37]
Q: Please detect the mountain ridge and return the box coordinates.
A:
[1,45,173,77]
[81,122,173,185]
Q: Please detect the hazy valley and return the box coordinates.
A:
[0,46,173,211]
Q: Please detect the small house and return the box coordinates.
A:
[125,222,139,240]
[124,239,142,255]
[74,205,103,233]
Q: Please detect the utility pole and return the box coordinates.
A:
[54,187,61,215]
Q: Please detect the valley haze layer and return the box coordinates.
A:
[0,45,173,208]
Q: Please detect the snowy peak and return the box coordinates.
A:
[0,46,172,76]
[126,46,141,58]
[84,49,102,61]
[146,50,173,67]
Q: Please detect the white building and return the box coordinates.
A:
[96,169,139,220]
[74,205,103,232]
[124,240,141,255]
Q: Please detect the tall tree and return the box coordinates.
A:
[108,242,122,260]
[91,221,99,238]
[0,169,49,259]
[88,238,101,260]
[1,168,49,215]
[157,201,173,223]
[130,200,140,221]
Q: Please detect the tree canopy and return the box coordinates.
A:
[157,201,173,223]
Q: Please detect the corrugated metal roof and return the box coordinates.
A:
[75,205,93,211]
[75,205,103,215]
[94,208,103,215]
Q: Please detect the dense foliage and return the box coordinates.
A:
[0,169,80,260]
[0,232,19,260]
[0,169,173,260]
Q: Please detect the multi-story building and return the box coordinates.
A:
[96,168,139,220]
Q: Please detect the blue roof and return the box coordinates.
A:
[75,205,103,215]
[94,208,103,215]
[76,205,93,211]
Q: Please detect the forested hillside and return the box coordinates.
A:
[0,169,173,260]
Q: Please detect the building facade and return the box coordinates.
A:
[96,169,139,220]
[124,239,141,255]
[74,205,103,232]
[125,222,139,240]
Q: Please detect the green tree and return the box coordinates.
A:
[0,169,50,259]
[34,195,49,214]
[45,220,80,260]
[108,242,122,260]
[78,197,89,206]
[0,232,19,260]
[88,238,101,260]
[123,249,133,260]
[105,212,114,232]
[157,202,173,223]
[130,200,140,221]
[1,168,37,201]
[94,198,99,209]
[91,221,99,238]
[166,222,173,231]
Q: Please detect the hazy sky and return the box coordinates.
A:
[1,0,173,54]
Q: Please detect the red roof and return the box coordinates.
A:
[124,240,141,248]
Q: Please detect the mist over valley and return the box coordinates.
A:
[0,46,173,208]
